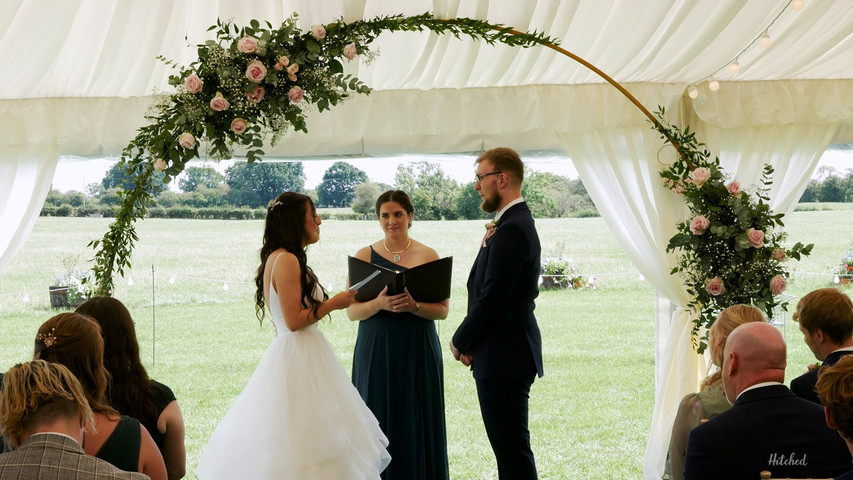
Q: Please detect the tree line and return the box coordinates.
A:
[799,166,853,203]
[42,160,598,220]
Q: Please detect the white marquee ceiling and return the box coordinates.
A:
[2,0,853,157]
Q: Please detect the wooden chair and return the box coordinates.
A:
[759,471,832,480]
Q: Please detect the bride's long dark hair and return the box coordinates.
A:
[254,192,328,324]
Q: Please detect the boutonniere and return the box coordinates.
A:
[482,219,500,247]
[807,362,822,372]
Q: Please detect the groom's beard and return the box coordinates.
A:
[480,191,501,213]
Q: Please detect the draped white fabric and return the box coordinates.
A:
[0,145,58,274]
[2,2,853,478]
[560,104,835,478]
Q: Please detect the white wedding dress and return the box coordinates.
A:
[196,269,391,479]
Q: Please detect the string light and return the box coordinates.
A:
[760,32,772,48]
[22,294,30,303]
[169,275,176,284]
[728,61,740,74]
[222,282,229,292]
[792,0,805,11]
[127,276,134,286]
[688,86,699,99]
[708,80,720,91]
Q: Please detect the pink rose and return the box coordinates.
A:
[230,118,248,135]
[184,73,203,93]
[288,86,304,103]
[690,215,710,235]
[287,63,299,75]
[178,132,196,149]
[343,43,357,61]
[726,180,742,197]
[274,63,284,71]
[772,248,786,262]
[705,277,725,296]
[237,36,259,54]
[310,25,326,40]
[690,167,710,187]
[209,92,230,111]
[245,60,267,83]
[245,87,265,104]
[746,228,764,248]
[770,274,787,295]
[278,56,290,67]
[153,158,167,172]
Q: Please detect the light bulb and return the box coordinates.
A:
[709,80,720,91]
[169,275,176,284]
[760,33,771,49]
[22,294,30,303]
[792,0,804,11]
[835,275,841,285]
[729,61,740,75]
[222,282,229,292]
[127,277,134,286]
[688,86,699,99]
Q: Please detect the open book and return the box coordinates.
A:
[347,256,453,303]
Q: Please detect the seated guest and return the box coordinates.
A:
[684,322,851,480]
[816,355,853,480]
[34,312,167,480]
[0,359,149,479]
[666,304,766,480]
[791,288,853,403]
[77,297,186,480]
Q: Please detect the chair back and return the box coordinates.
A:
[759,471,833,480]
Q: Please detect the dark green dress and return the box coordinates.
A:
[352,248,449,480]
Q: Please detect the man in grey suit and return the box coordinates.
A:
[0,360,149,480]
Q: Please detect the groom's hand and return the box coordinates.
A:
[449,341,461,360]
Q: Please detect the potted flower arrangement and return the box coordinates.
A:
[836,244,853,286]
[540,257,595,290]
[51,255,95,308]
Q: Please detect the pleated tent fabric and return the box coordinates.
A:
[2,2,853,478]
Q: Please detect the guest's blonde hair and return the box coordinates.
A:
[702,304,767,390]
[0,359,94,447]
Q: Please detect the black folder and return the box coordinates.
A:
[347,256,453,303]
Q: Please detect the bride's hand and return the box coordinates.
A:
[328,290,357,310]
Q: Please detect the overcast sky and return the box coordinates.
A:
[51,150,852,193]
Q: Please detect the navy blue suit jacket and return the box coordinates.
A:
[791,349,853,404]
[684,384,851,480]
[452,202,543,380]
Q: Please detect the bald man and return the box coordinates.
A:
[683,322,851,480]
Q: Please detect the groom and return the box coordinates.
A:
[451,147,544,480]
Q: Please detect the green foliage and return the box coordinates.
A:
[395,161,460,220]
[89,13,557,295]
[456,181,490,220]
[351,182,382,216]
[178,166,225,192]
[655,107,814,353]
[522,171,596,218]
[316,161,368,207]
[224,161,305,207]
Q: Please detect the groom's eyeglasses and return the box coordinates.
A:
[475,171,502,183]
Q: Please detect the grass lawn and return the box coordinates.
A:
[1,211,851,479]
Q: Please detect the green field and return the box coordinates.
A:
[1,212,851,479]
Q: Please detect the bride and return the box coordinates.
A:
[196,192,390,479]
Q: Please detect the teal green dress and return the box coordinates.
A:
[351,248,449,480]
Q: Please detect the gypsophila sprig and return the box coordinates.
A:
[653,106,813,353]
[88,13,557,295]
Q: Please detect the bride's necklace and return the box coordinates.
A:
[383,238,411,263]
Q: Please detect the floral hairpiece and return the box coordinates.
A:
[267,198,283,210]
[37,327,58,348]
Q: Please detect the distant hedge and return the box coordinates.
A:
[40,204,367,220]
